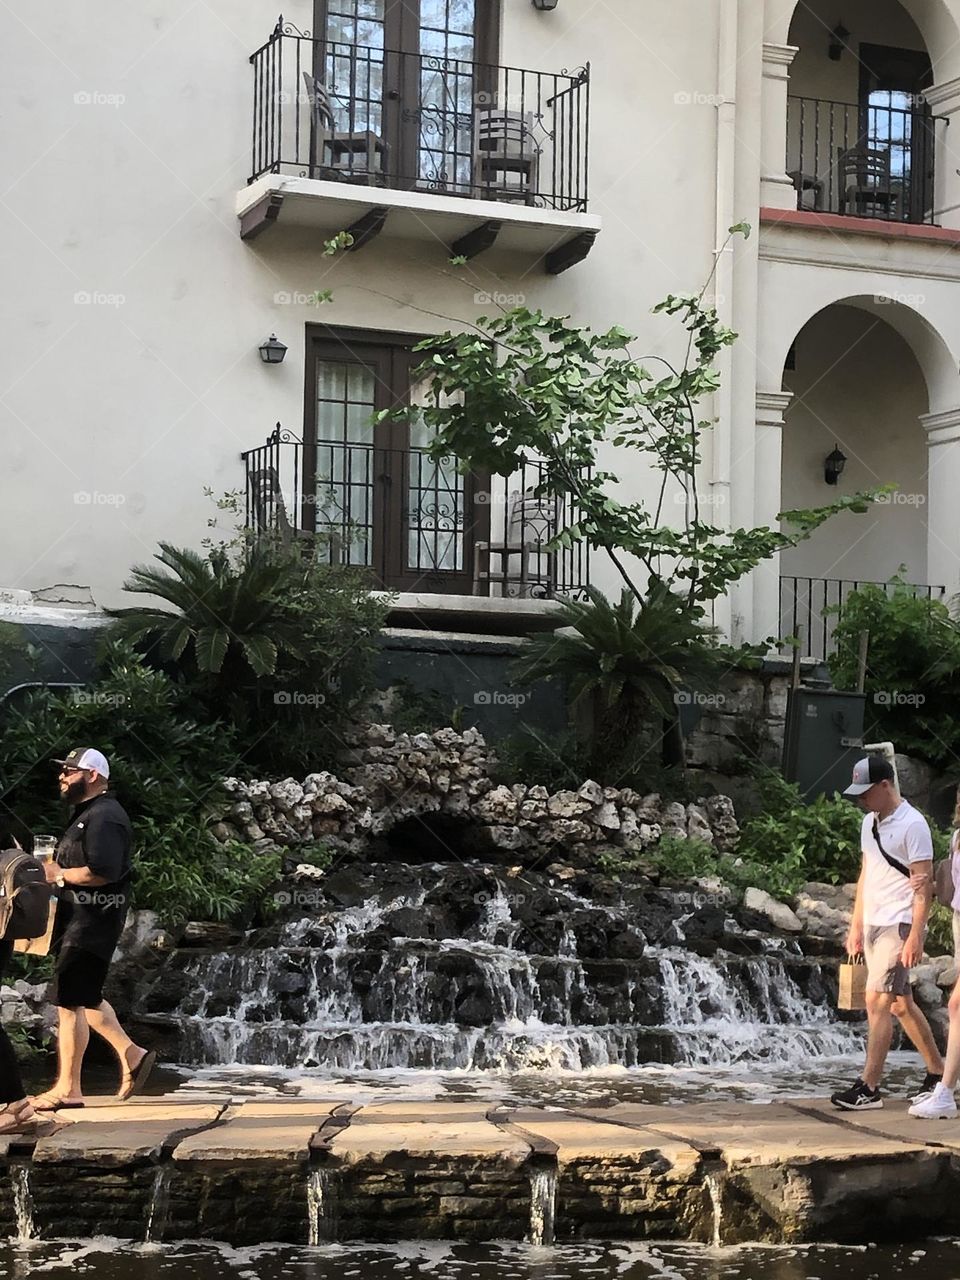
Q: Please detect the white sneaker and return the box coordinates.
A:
[909,1084,958,1119]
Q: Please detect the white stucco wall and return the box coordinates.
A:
[3,0,960,642]
[780,304,929,584]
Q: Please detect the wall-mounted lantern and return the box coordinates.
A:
[531,0,559,10]
[824,444,847,485]
[259,334,288,364]
[828,23,850,61]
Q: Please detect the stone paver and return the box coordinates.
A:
[173,1099,341,1162]
[329,1100,527,1162]
[33,1103,225,1166]
[498,1105,699,1169]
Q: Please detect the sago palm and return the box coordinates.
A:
[108,542,307,686]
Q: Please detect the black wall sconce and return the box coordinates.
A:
[259,334,287,364]
[531,0,559,10]
[828,23,850,61]
[824,445,847,485]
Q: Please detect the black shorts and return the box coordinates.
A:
[50,947,110,1009]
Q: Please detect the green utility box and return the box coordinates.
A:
[782,687,866,800]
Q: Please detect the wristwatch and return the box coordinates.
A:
[55,872,65,890]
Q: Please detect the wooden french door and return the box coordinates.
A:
[302,328,486,593]
[858,44,934,223]
[317,0,500,193]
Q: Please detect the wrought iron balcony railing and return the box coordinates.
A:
[242,426,590,602]
[249,20,590,212]
[780,575,945,661]
[786,95,938,225]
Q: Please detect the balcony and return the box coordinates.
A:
[241,426,589,613]
[780,575,945,662]
[786,95,938,226]
[237,21,600,274]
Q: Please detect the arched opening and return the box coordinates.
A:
[785,0,936,224]
[778,301,937,656]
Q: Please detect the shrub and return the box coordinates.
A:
[0,642,279,926]
[108,530,389,775]
[829,581,960,770]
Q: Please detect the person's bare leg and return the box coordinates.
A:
[863,991,896,1090]
[86,1000,146,1081]
[939,982,960,1090]
[891,993,945,1076]
[33,1007,88,1105]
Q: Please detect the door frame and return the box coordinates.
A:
[858,42,934,222]
[302,324,490,594]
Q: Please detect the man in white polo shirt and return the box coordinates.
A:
[831,755,944,1110]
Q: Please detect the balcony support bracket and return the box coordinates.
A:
[545,229,598,275]
[345,206,389,251]
[240,192,285,241]
[450,219,503,261]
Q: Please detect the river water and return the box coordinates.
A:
[0,1239,958,1280]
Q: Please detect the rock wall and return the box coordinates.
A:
[685,667,794,772]
[209,724,740,866]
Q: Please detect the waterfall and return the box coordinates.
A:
[142,864,858,1073]
[144,1165,172,1243]
[528,1166,557,1246]
[307,1167,335,1245]
[704,1172,723,1249]
[11,1166,36,1242]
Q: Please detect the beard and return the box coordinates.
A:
[63,779,88,805]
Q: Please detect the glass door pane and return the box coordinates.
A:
[315,358,377,566]
[417,0,476,192]
[324,0,386,136]
[406,376,465,573]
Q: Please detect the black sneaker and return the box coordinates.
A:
[831,1077,883,1110]
[912,1073,943,1104]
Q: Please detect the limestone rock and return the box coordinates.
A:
[743,887,803,933]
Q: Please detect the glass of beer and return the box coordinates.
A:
[33,835,57,863]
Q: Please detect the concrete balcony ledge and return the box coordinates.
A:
[236,175,602,274]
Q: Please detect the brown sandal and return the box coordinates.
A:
[0,1100,61,1136]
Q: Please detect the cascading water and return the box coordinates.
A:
[11,1166,36,1242]
[528,1166,557,1246]
[140,863,858,1074]
[144,1166,172,1244]
[306,1168,335,1245]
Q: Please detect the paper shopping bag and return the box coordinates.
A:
[837,954,867,1011]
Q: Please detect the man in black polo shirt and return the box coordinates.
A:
[31,748,155,1110]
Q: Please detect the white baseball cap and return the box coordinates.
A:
[52,747,110,779]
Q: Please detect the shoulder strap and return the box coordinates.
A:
[872,817,910,877]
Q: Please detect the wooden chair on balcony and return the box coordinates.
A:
[472,488,559,598]
[302,72,387,183]
[837,144,899,219]
[473,109,539,203]
[248,467,316,552]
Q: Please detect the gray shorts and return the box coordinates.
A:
[864,922,911,995]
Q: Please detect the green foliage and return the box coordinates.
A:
[108,518,389,775]
[404,252,880,608]
[0,642,279,927]
[135,818,281,924]
[290,840,336,871]
[513,583,725,773]
[491,728,594,794]
[383,680,465,737]
[829,580,960,769]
